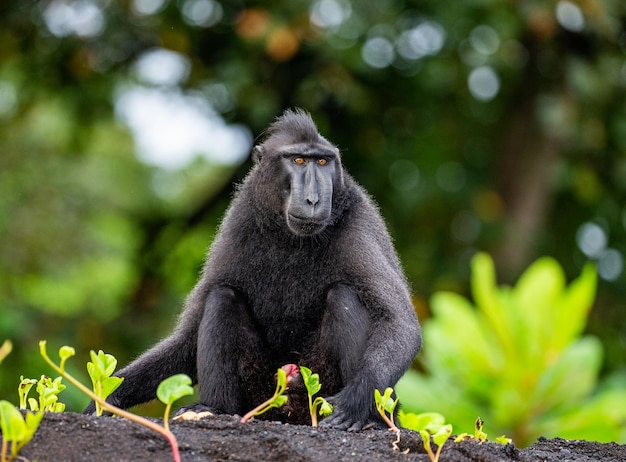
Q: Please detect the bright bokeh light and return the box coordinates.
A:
[131,0,168,16]
[43,0,105,37]
[181,0,223,28]
[115,86,252,169]
[118,47,250,171]
[310,0,352,29]
[556,1,585,32]
[576,222,607,258]
[396,21,446,61]
[598,249,623,281]
[468,66,500,101]
[576,222,623,281]
[469,25,500,55]
[133,48,191,87]
[362,36,395,69]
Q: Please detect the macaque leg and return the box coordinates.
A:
[196,286,269,415]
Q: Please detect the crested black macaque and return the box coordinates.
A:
[85,109,421,431]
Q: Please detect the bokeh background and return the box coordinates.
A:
[1,0,625,445]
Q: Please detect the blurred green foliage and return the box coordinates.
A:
[0,0,625,430]
[397,253,626,446]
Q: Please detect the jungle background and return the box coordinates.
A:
[1,0,625,447]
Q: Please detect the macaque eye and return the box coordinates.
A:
[318,159,327,166]
[294,157,305,165]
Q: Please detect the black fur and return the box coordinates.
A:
[85,109,422,430]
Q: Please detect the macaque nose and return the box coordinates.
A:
[305,167,319,207]
[306,193,319,206]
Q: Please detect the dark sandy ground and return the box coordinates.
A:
[7,412,625,462]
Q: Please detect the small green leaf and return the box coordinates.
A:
[157,374,194,405]
[379,387,398,414]
[421,412,446,433]
[0,340,12,364]
[18,377,38,410]
[301,366,322,396]
[89,350,118,381]
[272,395,288,408]
[398,411,447,433]
[454,433,472,442]
[318,399,333,417]
[474,417,487,441]
[313,396,333,417]
[495,435,512,445]
[24,410,44,439]
[59,346,75,371]
[101,376,124,398]
[0,400,27,442]
[53,402,65,413]
[275,367,287,391]
[28,397,39,412]
[87,362,97,383]
[433,424,452,446]
[38,340,47,358]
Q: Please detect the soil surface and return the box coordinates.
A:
[9,412,626,461]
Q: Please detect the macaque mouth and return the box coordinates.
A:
[286,213,328,236]
[288,213,323,223]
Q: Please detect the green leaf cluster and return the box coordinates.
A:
[87,350,124,417]
[398,411,451,462]
[0,401,43,462]
[0,341,43,462]
[19,376,66,413]
[39,341,182,462]
[397,253,626,446]
[300,366,333,426]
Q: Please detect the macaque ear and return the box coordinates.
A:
[252,145,264,163]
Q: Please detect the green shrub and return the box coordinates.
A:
[397,253,626,446]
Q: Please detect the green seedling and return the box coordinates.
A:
[398,411,452,462]
[454,417,511,444]
[375,387,399,432]
[25,375,66,412]
[0,341,11,365]
[300,366,333,426]
[241,367,289,423]
[398,410,445,433]
[419,424,453,462]
[496,435,513,445]
[157,374,194,431]
[375,387,403,451]
[39,341,182,462]
[18,377,37,410]
[87,350,124,417]
[0,400,44,462]
[1,340,43,462]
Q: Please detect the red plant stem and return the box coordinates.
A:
[240,397,275,423]
[40,346,181,462]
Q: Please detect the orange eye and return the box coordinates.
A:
[294,157,305,165]
[318,159,327,166]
